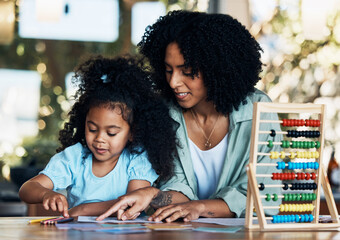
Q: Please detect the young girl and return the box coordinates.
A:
[19,56,178,218]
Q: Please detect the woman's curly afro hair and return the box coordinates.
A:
[58,55,178,181]
[138,10,263,115]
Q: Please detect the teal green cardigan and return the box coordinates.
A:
[158,89,282,217]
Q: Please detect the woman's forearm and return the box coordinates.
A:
[199,199,235,218]
[150,190,190,208]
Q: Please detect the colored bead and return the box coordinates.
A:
[273,193,278,201]
[270,129,276,137]
[266,193,271,201]
[315,141,321,149]
[280,151,286,159]
[268,140,274,148]
[259,183,265,191]
[283,183,289,190]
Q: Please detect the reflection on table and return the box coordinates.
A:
[0,217,340,240]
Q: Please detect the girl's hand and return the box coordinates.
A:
[149,201,205,223]
[96,186,159,221]
[42,191,69,218]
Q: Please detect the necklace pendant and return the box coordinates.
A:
[205,141,212,149]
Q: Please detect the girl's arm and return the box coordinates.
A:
[68,179,152,217]
[19,174,69,217]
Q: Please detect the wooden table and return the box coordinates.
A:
[0,217,339,240]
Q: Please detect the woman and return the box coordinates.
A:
[97,10,281,222]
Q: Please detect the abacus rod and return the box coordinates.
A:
[256,174,318,178]
[259,130,287,135]
[258,184,291,188]
[260,195,284,199]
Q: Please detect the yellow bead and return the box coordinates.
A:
[290,152,296,159]
[315,151,320,158]
[280,151,286,159]
[280,204,284,212]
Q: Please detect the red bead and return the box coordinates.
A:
[291,172,296,180]
[305,173,310,180]
[282,119,287,126]
[316,120,320,127]
[311,172,316,180]
[300,119,304,126]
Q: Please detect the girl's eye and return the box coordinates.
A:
[165,69,172,74]
[108,133,117,137]
[89,129,96,133]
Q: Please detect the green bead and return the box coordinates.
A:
[288,194,292,201]
[273,193,278,201]
[315,141,321,149]
[266,194,271,201]
[292,193,297,201]
[284,194,288,201]
[301,193,306,201]
[306,194,310,201]
[296,193,300,201]
[268,140,274,148]
[312,193,317,200]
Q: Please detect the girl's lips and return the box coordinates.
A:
[95,148,107,154]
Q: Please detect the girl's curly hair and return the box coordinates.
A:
[58,55,178,181]
[138,10,263,115]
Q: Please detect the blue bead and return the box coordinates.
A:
[295,215,300,223]
[307,162,312,169]
[288,162,292,170]
[309,214,314,222]
[315,162,319,170]
[272,216,276,223]
[284,215,288,223]
[300,215,305,222]
[305,214,309,222]
[303,162,307,169]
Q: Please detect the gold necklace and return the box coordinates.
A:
[190,109,220,149]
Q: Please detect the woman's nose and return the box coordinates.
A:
[168,72,182,89]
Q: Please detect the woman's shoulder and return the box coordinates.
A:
[247,89,272,103]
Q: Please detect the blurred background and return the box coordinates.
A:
[0,0,340,215]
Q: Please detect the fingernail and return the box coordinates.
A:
[122,216,126,221]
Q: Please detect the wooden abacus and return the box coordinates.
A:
[245,102,340,231]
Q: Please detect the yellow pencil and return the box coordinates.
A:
[29,217,57,224]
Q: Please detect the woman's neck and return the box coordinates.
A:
[189,101,220,121]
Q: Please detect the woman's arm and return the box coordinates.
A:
[96,187,189,221]
[19,174,69,217]
[149,199,235,222]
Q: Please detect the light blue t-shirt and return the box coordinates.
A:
[40,143,159,208]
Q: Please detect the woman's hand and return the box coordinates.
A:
[149,201,205,223]
[96,186,159,221]
[42,191,69,217]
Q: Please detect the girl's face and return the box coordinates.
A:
[164,42,207,109]
[85,105,132,164]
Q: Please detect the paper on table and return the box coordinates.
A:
[193,227,242,233]
[78,216,160,223]
[191,218,245,226]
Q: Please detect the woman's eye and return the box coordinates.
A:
[89,129,96,133]
[183,71,194,77]
[165,69,172,74]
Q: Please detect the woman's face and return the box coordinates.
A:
[164,42,207,109]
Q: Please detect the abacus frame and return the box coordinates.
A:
[245,102,340,231]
